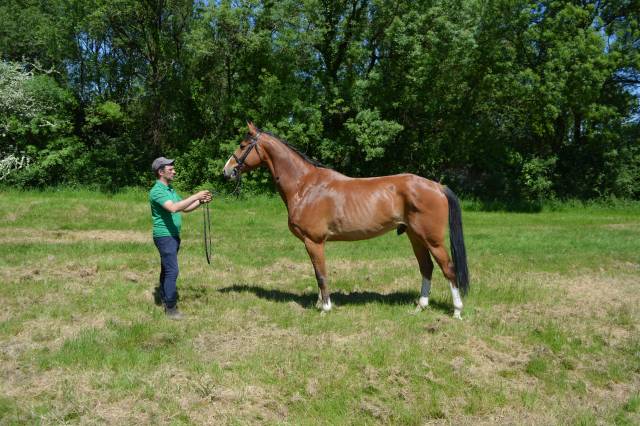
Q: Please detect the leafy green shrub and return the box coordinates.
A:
[519,156,557,203]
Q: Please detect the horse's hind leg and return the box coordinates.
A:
[303,239,331,312]
[428,243,463,319]
[408,232,434,310]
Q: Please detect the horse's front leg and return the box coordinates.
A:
[303,239,331,312]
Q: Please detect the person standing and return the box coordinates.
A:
[149,157,211,319]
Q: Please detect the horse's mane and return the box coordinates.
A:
[261,130,329,169]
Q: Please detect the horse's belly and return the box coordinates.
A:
[325,189,404,241]
[292,179,406,241]
[327,219,399,241]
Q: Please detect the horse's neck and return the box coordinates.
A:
[262,138,315,207]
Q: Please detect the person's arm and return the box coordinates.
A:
[162,190,211,213]
[183,198,205,213]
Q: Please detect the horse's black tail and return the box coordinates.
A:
[443,187,469,296]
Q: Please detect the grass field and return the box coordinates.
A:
[1,188,639,425]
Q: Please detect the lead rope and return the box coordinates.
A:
[232,173,243,198]
[203,200,212,265]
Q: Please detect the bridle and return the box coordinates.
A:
[232,131,261,172]
[229,131,261,196]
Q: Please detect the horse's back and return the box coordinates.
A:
[320,171,444,203]
[332,171,449,227]
[316,169,436,188]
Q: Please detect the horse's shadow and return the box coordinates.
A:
[217,284,451,312]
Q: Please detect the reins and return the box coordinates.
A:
[231,173,244,197]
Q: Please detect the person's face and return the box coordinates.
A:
[159,164,176,182]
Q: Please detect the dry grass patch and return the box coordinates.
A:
[0,228,149,244]
[193,317,371,368]
[602,223,640,230]
[466,336,532,379]
[470,270,640,423]
[0,263,99,286]
[436,407,557,426]
[148,368,290,424]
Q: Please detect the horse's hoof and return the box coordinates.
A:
[317,298,332,313]
[453,309,462,320]
[410,297,429,314]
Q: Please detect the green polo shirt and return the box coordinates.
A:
[149,180,183,237]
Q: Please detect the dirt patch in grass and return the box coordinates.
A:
[359,395,392,422]
[1,258,152,289]
[494,270,638,325]
[0,228,149,244]
[469,270,640,423]
[193,316,370,368]
[561,274,638,312]
[151,368,290,424]
[1,263,99,285]
[443,408,557,426]
[546,272,637,345]
[466,336,532,379]
[0,367,157,424]
[186,381,289,424]
[90,397,155,425]
[4,212,18,222]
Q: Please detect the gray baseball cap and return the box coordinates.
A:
[151,157,174,171]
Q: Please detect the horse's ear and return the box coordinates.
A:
[247,121,257,135]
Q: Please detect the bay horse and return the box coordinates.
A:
[223,122,469,318]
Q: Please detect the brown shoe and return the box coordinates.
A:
[164,306,184,320]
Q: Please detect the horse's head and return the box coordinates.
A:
[223,122,264,180]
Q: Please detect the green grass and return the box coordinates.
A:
[1,188,639,424]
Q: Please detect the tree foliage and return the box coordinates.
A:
[1,0,638,200]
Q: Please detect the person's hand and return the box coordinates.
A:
[197,190,212,204]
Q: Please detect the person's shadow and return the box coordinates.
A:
[217,284,451,312]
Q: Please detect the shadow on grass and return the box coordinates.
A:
[217,284,451,312]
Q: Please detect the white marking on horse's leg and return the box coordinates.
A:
[322,297,332,312]
[315,291,322,308]
[418,277,431,309]
[450,281,463,319]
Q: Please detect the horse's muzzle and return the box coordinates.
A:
[223,167,239,181]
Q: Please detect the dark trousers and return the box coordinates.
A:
[153,236,181,309]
